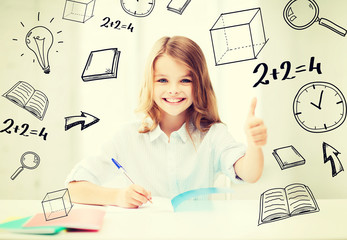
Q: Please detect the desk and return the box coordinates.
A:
[0,199,346,240]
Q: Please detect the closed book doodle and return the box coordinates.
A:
[167,0,191,14]
[82,48,121,81]
[272,145,305,170]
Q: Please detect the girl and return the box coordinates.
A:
[66,36,267,208]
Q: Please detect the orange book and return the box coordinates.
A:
[23,208,105,231]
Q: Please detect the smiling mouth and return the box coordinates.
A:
[163,98,185,103]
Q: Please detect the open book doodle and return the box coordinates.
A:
[81,48,121,82]
[3,81,49,121]
[272,145,305,170]
[258,183,319,225]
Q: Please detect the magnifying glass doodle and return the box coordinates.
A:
[10,151,40,180]
[283,0,347,36]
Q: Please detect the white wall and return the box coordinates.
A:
[1,0,347,200]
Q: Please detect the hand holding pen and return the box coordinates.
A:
[112,158,152,207]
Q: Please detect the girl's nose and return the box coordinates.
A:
[168,90,179,94]
[168,83,179,95]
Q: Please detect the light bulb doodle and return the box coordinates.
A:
[25,26,54,74]
[12,12,63,73]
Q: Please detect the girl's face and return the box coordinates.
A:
[153,54,193,118]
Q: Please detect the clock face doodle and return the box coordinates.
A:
[120,0,155,17]
[293,81,347,133]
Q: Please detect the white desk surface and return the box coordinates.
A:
[0,199,346,240]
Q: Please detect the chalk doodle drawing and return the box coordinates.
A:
[272,145,305,170]
[41,188,73,221]
[258,183,319,225]
[12,12,63,74]
[10,151,40,180]
[3,81,49,121]
[100,17,134,32]
[62,0,96,23]
[210,8,268,66]
[167,0,191,15]
[81,48,121,81]
[0,118,48,141]
[283,0,346,36]
[120,0,155,17]
[25,26,53,74]
[65,111,99,131]
[253,56,322,87]
[293,81,347,133]
[323,142,344,177]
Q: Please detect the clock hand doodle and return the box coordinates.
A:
[310,90,324,109]
[120,0,155,17]
[293,81,347,133]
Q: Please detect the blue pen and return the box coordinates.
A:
[111,158,135,184]
[111,158,152,203]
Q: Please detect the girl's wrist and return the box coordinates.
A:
[106,188,122,206]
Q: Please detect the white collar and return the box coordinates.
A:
[149,122,190,143]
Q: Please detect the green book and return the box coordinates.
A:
[0,216,65,235]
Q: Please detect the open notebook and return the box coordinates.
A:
[107,187,234,213]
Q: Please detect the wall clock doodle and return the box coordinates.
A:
[293,81,347,133]
[120,0,155,17]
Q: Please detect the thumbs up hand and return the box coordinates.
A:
[244,98,267,147]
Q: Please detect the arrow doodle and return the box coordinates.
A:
[64,111,99,131]
[323,142,344,177]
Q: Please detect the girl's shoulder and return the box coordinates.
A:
[206,122,228,134]
[110,120,143,140]
[193,122,227,142]
[202,122,236,142]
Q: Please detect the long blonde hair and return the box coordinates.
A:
[137,36,221,133]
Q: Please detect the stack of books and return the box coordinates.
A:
[0,208,105,235]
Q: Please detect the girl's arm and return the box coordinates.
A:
[234,98,267,183]
[234,146,264,183]
[67,181,152,208]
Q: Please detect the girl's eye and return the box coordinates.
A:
[157,78,167,83]
[181,79,192,83]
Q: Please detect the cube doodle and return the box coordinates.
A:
[41,188,73,221]
[62,0,96,23]
[210,8,268,66]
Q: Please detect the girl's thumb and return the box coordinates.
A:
[248,97,257,117]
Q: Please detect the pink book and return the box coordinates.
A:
[23,208,106,231]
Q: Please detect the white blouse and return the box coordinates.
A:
[65,121,246,198]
